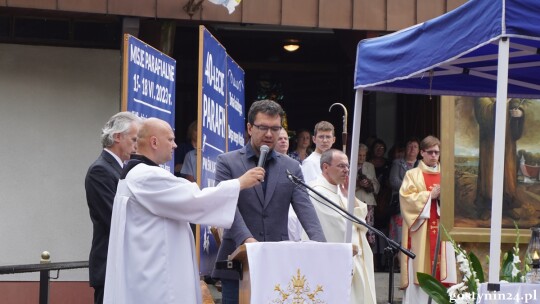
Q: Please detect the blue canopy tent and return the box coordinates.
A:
[347,0,540,284]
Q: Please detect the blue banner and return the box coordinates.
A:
[199,27,228,275]
[226,55,245,152]
[200,28,227,189]
[124,34,176,173]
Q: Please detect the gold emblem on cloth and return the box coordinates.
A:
[272,268,325,303]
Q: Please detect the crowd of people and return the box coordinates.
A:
[85,101,449,304]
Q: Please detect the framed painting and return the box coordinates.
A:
[441,96,540,243]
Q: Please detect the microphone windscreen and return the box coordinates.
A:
[257,145,270,167]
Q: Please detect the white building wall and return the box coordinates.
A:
[0,43,121,281]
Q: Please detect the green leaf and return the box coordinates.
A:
[468,252,485,283]
[417,272,451,304]
[514,221,520,249]
[500,250,514,281]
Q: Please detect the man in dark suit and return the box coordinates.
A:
[212,99,326,303]
[85,112,141,304]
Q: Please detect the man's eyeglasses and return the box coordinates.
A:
[332,163,350,170]
[424,150,440,156]
[252,124,282,133]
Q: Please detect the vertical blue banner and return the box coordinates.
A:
[122,34,176,173]
[226,55,246,152]
[198,26,228,275]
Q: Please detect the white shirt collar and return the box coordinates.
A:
[104,148,124,168]
[315,175,339,192]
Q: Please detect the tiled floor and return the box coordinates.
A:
[375,271,403,303]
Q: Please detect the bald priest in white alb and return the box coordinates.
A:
[307,149,376,304]
[104,118,264,304]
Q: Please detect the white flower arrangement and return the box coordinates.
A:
[418,223,526,304]
[445,240,480,303]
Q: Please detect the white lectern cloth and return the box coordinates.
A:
[246,242,352,303]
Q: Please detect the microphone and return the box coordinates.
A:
[286,169,295,182]
[257,145,270,168]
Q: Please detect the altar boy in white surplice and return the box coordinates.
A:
[306,149,376,304]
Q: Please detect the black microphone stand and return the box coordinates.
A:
[286,170,415,304]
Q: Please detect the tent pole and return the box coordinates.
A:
[487,36,510,289]
[345,89,363,243]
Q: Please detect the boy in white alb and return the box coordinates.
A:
[301,121,336,183]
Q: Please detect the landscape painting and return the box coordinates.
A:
[452,97,540,230]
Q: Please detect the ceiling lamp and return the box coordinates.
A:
[283,39,300,52]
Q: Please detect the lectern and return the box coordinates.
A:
[229,244,250,303]
[229,242,357,304]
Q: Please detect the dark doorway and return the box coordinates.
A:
[171,24,367,148]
